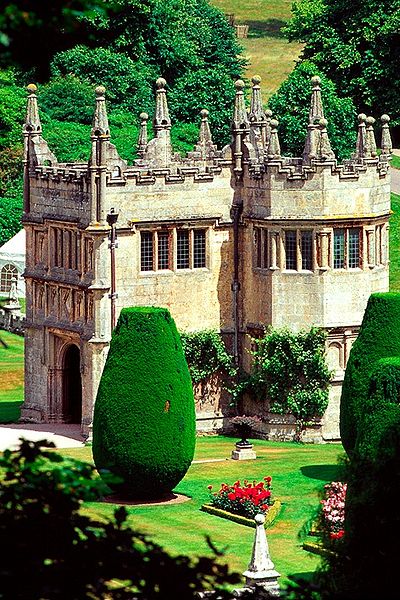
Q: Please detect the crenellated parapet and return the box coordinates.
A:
[23,74,393,199]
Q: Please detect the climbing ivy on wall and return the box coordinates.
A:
[234,327,332,435]
[180,330,236,384]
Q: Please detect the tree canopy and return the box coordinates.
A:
[268,61,357,161]
[284,0,400,125]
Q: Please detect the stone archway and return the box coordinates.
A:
[62,344,82,424]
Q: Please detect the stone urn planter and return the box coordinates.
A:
[230,415,262,460]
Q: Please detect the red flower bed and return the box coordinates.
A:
[207,478,273,520]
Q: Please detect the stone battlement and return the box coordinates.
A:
[23,76,392,200]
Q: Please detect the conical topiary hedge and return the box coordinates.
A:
[92,306,195,498]
[340,292,400,455]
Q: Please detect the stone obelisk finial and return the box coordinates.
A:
[143,77,172,166]
[309,75,324,123]
[232,79,250,177]
[23,84,57,213]
[137,112,149,158]
[319,117,335,160]
[153,77,171,133]
[267,119,281,160]
[264,108,273,151]
[249,75,267,158]
[354,113,367,160]
[249,75,265,122]
[365,116,377,158]
[242,514,281,597]
[380,114,392,156]
[24,83,42,135]
[194,109,217,159]
[91,85,110,138]
[303,75,334,162]
[89,86,110,226]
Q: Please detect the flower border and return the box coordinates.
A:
[200,499,282,528]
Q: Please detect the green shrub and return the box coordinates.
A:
[1,439,239,598]
[42,120,91,163]
[0,69,26,149]
[319,292,400,599]
[268,61,357,162]
[39,75,95,124]
[93,307,196,499]
[340,292,400,455]
[51,46,156,116]
[234,327,331,439]
[180,330,236,384]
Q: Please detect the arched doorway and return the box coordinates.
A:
[62,344,82,423]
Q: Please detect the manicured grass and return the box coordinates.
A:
[59,437,345,588]
[390,193,400,291]
[391,154,400,170]
[0,330,24,422]
[212,0,303,98]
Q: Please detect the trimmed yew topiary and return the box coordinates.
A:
[92,306,195,499]
[340,292,400,455]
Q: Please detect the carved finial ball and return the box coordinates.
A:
[265,109,273,117]
[156,77,167,89]
[270,119,279,128]
[319,117,328,128]
[366,116,376,126]
[200,108,209,119]
[358,113,367,123]
[255,513,266,525]
[26,83,37,94]
[140,112,149,121]
[95,85,106,96]
[381,114,390,124]
[234,79,245,91]
[311,75,321,87]
[252,75,262,85]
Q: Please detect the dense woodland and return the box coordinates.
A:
[1,0,399,246]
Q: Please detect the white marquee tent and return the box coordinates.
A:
[0,229,26,297]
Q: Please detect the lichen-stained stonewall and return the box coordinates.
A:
[92,306,195,498]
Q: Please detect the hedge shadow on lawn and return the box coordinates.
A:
[300,464,345,481]
[0,401,23,423]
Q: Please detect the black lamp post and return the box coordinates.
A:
[106,207,119,331]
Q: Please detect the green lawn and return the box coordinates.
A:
[212,0,303,98]
[59,437,345,588]
[391,154,400,170]
[390,193,400,291]
[0,330,24,422]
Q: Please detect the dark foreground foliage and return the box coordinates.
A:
[0,439,239,599]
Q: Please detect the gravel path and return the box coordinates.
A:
[0,423,85,451]
[391,166,400,195]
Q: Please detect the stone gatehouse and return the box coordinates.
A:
[20,76,392,439]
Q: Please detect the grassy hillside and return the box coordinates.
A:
[0,331,24,422]
[212,0,303,98]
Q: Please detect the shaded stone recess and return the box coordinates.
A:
[21,76,391,440]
